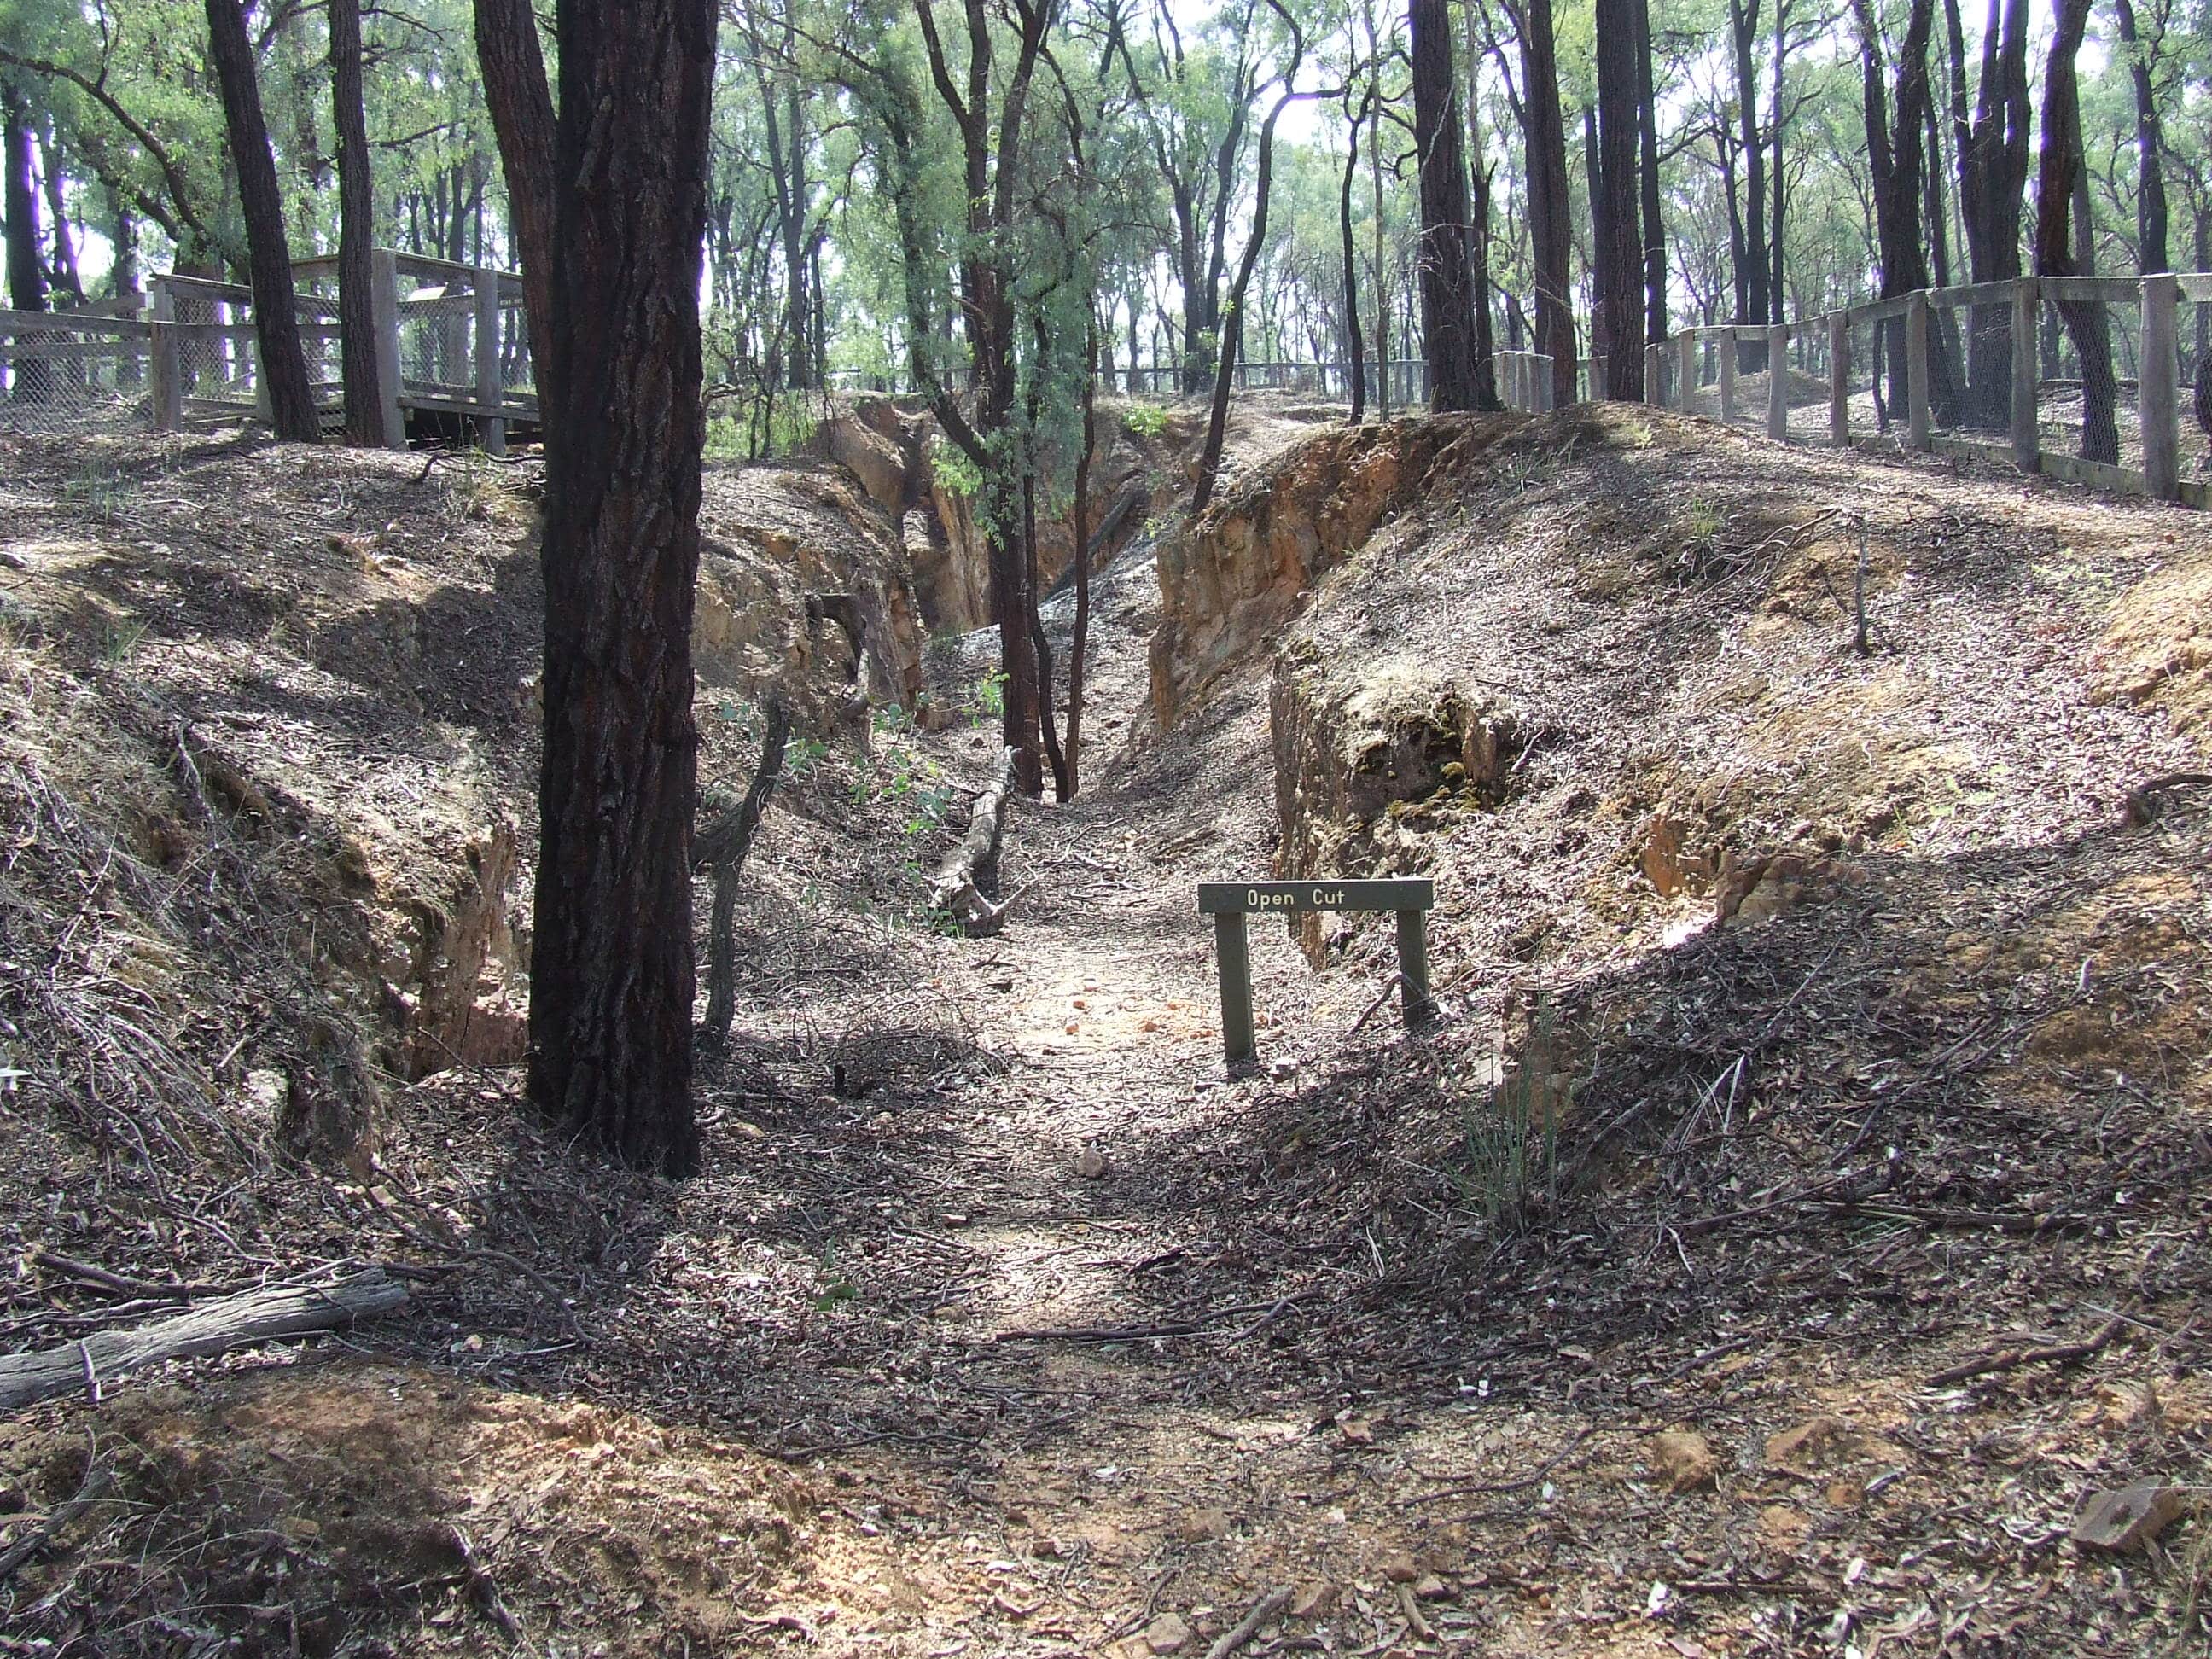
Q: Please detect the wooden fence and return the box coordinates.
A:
[148,249,536,451]
[0,249,535,450]
[1647,272,2210,510]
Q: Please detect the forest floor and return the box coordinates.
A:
[3,401,2211,1658]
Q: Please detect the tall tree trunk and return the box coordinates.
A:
[1065,317,1096,784]
[1462,0,1500,406]
[1342,89,1370,422]
[1956,0,2029,425]
[1632,0,1665,344]
[108,186,137,300]
[2111,0,2167,273]
[1593,0,1642,397]
[329,0,386,445]
[3,90,44,315]
[203,0,319,443]
[1411,0,1481,410]
[1195,65,1304,510]
[1728,0,1769,370]
[2033,0,2117,464]
[530,0,716,1177]
[37,123,82,305]
[1513,0,1576,409]
[1767,0,1789,323]
[474,0,559,409]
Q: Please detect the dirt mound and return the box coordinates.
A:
[0,1359,815,1654]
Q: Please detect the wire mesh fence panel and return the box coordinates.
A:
[398,289,480,394]
[2184,294,2211,484]
[2037,289,2129,477]
[0,315,154,436]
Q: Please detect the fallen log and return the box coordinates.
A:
[0,1267,408,1413]
[929,746,1016,935]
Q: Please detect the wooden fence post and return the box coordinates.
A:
[1644,342,1663,406]
[371,248,406,450]
[1906,293,1930,451]
[1213,912,1254,1065]
[1590,352,1607,402]
[2139,272,2179,501]
[1676,331,1696,411]
[149,281,182,432]
[2010,277,2039,471]
[1767,322,1789,439]
[1536,354,1555,411]
[474,257,507,457]
[1829,312,1849,445]
[1719,328,1738,422]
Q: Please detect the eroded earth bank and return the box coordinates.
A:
[3,398,2210,1656]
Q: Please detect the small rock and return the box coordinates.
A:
[1336,1412,1374,1446]
[1412,1574,1451,1601]
[239,1068,289,1126]
[1380,1551,1420,1584]
[2071,1481,2186,1554]
[1289,1582,1336,1620]
[1764,1416,1854,1473]
[1647,1429,1720,1493]
[1143,1611,1192,1654]
[1075,1148,1109,1179]
[1175,1507,1230,1543]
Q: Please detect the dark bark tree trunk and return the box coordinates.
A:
[1954,0,2029,424]
[1196,30,1306,510]
[474,0,559,407]
[1065,319,1096,782]
[1632,0,1666,345]
[1411,0,1482,410]
[1511,0,1576,409]
[37,123,82,305]
[204,0,319,443]
[1341,87,1370,422]
[1727,0,1769,370]
[1767,0,1789,324]
[1593,0,1642,397]
[3,90,44,315]
[1854,0,1956,422]
[901,0,1054,794]
[2112,0,2167,273]
[529,0,717,1177]
[2033,0,2117,463]
[329,0,385,446]
[1462,0,1500,405]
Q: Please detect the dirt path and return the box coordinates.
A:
[5,414,2209,1657]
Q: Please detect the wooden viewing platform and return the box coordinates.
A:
[0,248,537,451]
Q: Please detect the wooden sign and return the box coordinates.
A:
[1198,879,1434,915]
[1199,878,1435,1065]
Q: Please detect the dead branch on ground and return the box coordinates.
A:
[0,1268,407,1413]
[928,746,1016,935]
[695,697,791,1044]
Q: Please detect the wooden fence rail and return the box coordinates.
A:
[1654,271,2209,510]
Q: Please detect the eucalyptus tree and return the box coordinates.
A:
[202,0,317,439]
[530,0,719,1177]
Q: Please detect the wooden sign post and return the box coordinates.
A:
[1197,879,1435,1065]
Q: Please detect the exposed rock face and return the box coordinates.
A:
[1149,415,1509,727]
[1271,645,1519,964]
[399,817,528,1079]
[694,462,928,722]
[808,396,1187,637]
